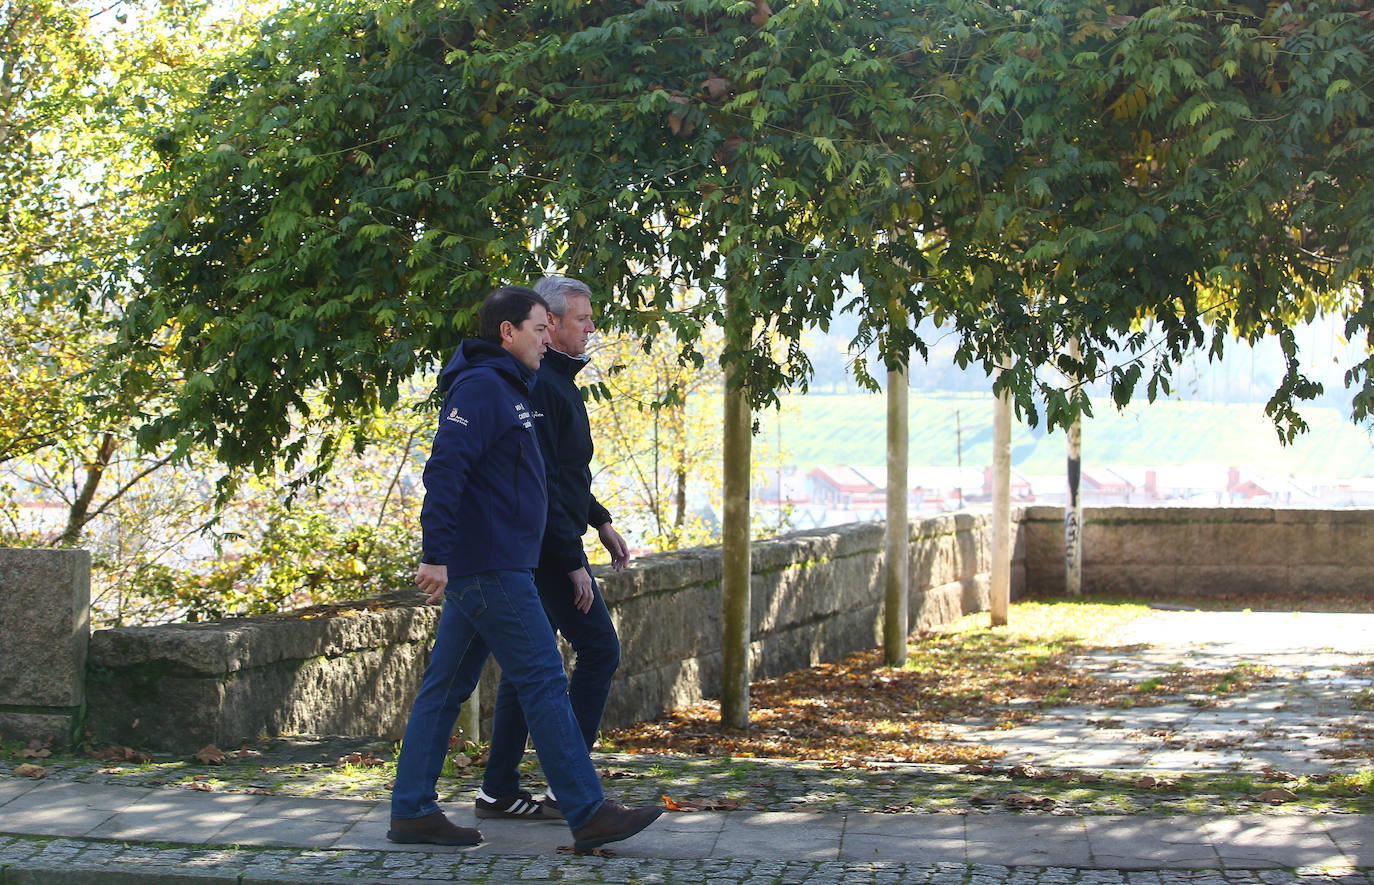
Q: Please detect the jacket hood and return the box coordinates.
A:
[438,338,536,395]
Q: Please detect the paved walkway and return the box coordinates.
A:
[3,608,1374,884]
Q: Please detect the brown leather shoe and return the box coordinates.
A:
[571,800,663,850]
[387,810,482,846]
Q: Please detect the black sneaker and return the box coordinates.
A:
[474,789,560,821]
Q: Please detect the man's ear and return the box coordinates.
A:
[499,319,515,343]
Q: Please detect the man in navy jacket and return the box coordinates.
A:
[387,286,660,850]
[476,275,629,820]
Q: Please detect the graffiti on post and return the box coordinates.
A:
[1065,453,1082,595]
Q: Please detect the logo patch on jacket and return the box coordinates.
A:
[445,408,469,426]
[515,402,532,427]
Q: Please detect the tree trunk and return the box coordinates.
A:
[990,363,1012,626]
[674,466,687,530]
[719,291,753,729]
[1065,337,1084,597]
[883,312,910,666]
[59,432,117,547]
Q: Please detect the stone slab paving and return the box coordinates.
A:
[957,610,1374,774]
[4,608,1374,883]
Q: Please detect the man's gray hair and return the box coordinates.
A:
[533,275,593,318]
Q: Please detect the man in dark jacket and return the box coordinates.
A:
[387,286,661,850]
[476,275,628,820]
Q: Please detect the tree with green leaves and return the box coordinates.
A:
[117,0,1373,721]
[0,0,291,546]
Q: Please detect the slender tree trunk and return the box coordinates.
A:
[883,306,910,666]
[674,466,687,530]
[59,432,117,547]
[990,362,1012,626]
[1065,337,1084,597]
[720,289,753,729]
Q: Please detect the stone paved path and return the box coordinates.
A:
[959,610,1374,774]
[3,607,1373,884]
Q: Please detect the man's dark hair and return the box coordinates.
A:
[478,286,548,342]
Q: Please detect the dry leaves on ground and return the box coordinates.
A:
[604,601,1274,764]
[663,795,744,812]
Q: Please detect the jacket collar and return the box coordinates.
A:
[542,346,590,378]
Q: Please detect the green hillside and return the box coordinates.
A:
[756,392,1374,477]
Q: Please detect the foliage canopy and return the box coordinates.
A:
[119,0,1374,473]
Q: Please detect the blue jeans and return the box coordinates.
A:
[483,557,621,799]
[390,569,605,831]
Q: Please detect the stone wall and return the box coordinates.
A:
[83,511,1005,753]
[0,549,90,749]
[1020,506,1374,598]
[27,507,1374,753]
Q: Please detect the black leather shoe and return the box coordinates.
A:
[387,811,482,846]
[571,800,663,850]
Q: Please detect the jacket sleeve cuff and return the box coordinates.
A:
[543,537,584,573]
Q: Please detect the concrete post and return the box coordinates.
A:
[0,548,90,748]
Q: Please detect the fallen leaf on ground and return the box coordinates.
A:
[20,748,51,759]
[557,845,614,857]
[91,745,152,764]
[1009,763,1048,779]
[1005,792,1057,810]
[600,768,637,779]
[194,745,226,765]
[1077,772,1103,782]
[12,764,46,778]
[1195,736,1244,749]
[447,753,471,769]
[1261,766,1296,782]
[337,752,385,768]
[960,763,999,775]
[1257,788,1297,804]
[188,782,215,792]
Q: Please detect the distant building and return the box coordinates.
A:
[806,466,885,509]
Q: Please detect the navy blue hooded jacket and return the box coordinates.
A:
[531,347,613,574]
[419,339,547,576]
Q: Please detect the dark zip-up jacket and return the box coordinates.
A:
[419,339,547,576]
[531,347,612,574]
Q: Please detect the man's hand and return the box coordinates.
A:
[597,523,629,572]
[569,567,594,614]
[415,562,448,605]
